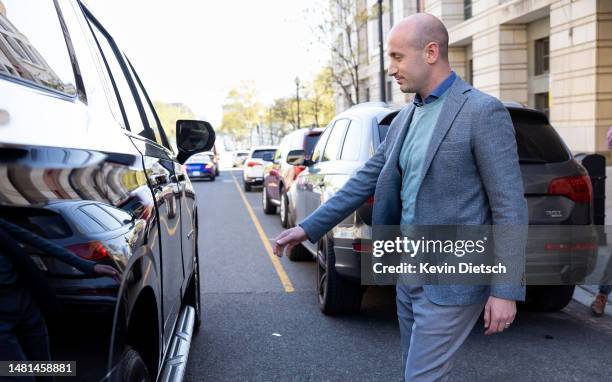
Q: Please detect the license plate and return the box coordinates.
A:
[192,171,201,176]
[31,255,47,271]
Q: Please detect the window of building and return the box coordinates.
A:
[365,87,370,102]
[322,119,350,162]
[535,92,549,117]
[464,0,472,20]
[466,58,473,85]
[386,80,393,102]
[388,0,394,27]
[535,37,549,75]
[0,0,77,95]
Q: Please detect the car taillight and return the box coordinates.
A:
[547,175,592,203]
[66,241,109,261]
[294,165,306,177]
[367,196,374,205]
[247,161,261,167]
[545,242,597,251]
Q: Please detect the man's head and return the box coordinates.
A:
[387,13,450,96]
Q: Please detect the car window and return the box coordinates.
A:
[303,133,321,158]
[322,119,350,162]
[340,120,362,161]
[276,136,288,161]
[0,0,77,96]
[510,111,570,163]
[187,154,211,163]
[99,204,132,224]
[311,124,334,163]
[251,150,276,159]
[80,204,122,231]
[123,54,169,148]
[73,208,106,233]
[88,19,154,141]
[0,207,73,239]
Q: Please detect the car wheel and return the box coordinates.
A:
[520,285,575,312]
[244,182,251,192]
[215,167,220,176]
[118,347,150,382]
[262,187,277,214]
[280,190,290,228]
[317,238,362,315]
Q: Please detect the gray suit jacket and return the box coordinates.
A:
[299,76,528,306]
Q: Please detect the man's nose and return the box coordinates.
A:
[387,64,396,76]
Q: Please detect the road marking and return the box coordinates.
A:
[231,176,295,293]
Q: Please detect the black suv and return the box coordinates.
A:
[290,102,597,315]
[0,1,212,380]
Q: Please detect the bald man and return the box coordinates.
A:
[274,13,527,381]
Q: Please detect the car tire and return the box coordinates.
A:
[262,187,276,214]
[520,285,575,312]
[118,347,151,382]
[317,238,362,315]
[215,167,220,176]
[280,190,290,228]
[244,182,251,192]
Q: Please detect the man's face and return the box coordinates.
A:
[387,29,428,94]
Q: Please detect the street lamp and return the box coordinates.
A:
[295,76,301,130]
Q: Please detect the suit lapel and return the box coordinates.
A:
[418,79,470,188]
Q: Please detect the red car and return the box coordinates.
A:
[262,128,323,227]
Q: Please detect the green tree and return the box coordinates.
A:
[304,66,335,127]
[220,81,264,142]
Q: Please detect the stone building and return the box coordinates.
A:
[334,0,611,153]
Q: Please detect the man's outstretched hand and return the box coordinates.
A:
[273,226,308,257]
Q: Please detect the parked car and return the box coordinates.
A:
[262,128,323,227]
[0,1,214,380]
[289,102,597,315]
[185,152,216,181]
[242,146,277,191]
[203,144,220,176]
[233,150,250,167]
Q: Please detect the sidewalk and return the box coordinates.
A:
[573,166,612,316]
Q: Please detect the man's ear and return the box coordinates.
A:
[425,42,439,64]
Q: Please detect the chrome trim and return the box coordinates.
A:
[159,305,196,382]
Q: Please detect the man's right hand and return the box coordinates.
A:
[273,226,308,257]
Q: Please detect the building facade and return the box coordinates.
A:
[334,0,612,154]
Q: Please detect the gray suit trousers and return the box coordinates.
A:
[397,285,485,381]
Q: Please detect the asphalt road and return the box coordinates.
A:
[185,169,612,382]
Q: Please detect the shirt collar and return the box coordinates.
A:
[413,71,457,107]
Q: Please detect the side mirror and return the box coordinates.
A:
[176,120,216,164]
[262,152,274,162]
[286,149,305,166]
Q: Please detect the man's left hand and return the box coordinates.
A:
[483,296,516,335]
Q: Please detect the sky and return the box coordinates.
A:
[85,0,331,126]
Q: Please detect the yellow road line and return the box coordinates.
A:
[231,176,295,293]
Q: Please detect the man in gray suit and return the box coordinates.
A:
[274,13,527,381]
